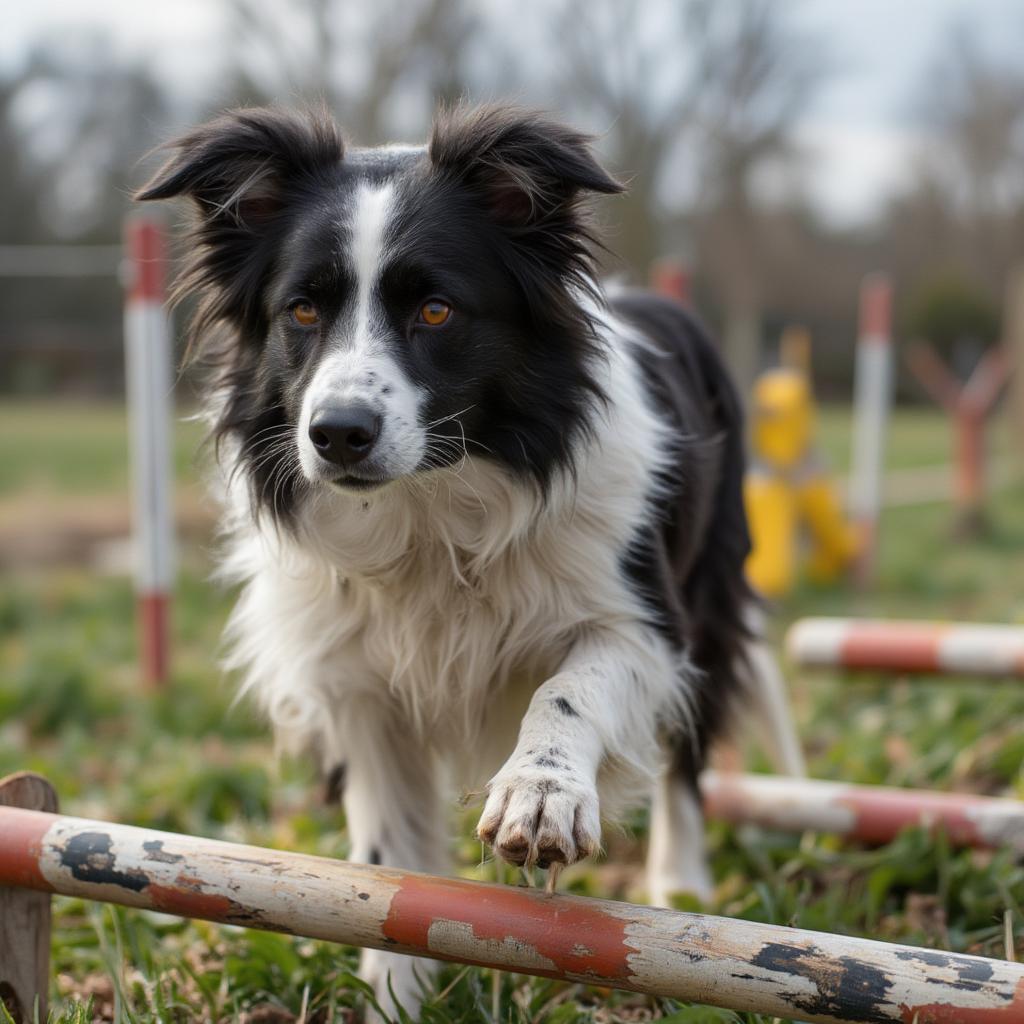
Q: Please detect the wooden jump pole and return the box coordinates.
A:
[2,786,1024,1023]
[787,617,1024,678]
[702,770,1024,852]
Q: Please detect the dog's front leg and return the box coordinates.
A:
[326,692,446,1022]
[478,627,667,870]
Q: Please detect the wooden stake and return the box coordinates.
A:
[0,773,57,1024]
[904,340,1012,537]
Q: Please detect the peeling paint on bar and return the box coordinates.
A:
[2,806,1023,1024]
[701,772,1024,853]
[382,873,630,981]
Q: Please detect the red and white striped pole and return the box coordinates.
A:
[787,617,1024,678]
[123,216,174,686]
[650,257,691,306]
[849,274,893,584]
[702,771,1024,852]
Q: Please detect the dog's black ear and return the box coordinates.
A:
[136,108,343,351]
[428,105,623,227]
[137,106,343,227]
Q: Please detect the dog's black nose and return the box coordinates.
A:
[308,406,381,467]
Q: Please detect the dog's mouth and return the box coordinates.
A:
[329,473,392,493]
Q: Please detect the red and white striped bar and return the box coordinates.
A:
[702,771,1024,852]
[787,617,1024,678]
[123,216,174,685]
[2,805,1022,1024]
[849,274,893,583]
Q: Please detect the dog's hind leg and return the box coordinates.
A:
[646,766,712,907]
[737,628,807,777]
[325,692,446,1023]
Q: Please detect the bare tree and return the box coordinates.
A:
[880,24,1024,343]
[0,69,46,244]
[920,27,1024,285]
[10,34,172,239]
[928,30,1024,220]
[539,0,824,387]
[220,0,477,144]
[688,1,824,389]
[548,0,708,275]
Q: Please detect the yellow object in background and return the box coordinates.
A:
[797,475,861,584]
[745,364,860,597]
[745,471,798,596]
[750,370,813,469]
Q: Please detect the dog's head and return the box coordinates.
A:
[138,105,622,520]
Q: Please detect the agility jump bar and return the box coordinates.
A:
[3,800,1023,1022]
[788,617,1024,677]
[702,770,1024,852]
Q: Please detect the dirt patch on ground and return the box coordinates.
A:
[0,489,215,569]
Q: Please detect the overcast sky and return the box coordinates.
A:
[4,0,1022,227]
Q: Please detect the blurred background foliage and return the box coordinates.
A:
[2,0,1024,398]
[902,275,1001,362]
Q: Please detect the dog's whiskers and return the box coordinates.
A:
[423,405,477,430]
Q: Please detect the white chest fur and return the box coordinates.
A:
[218,332,671,768]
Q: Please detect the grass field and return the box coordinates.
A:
[1,399,1012,498]
[2,401,1023,1023]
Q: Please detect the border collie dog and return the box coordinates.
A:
[140,104,786,1016]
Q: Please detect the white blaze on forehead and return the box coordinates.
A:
[297,178,425,483]
[350,181,396,346]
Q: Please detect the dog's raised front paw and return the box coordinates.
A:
[477,766,600,868]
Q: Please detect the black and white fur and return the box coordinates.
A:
[139,105,799,1018]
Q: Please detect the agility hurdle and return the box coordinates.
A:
[850,274,894,585]
[787,617,1024,678]
[123,215,175,686]
[702,770,1024,851]
[2,774,1023,1024]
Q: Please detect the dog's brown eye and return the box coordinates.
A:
[418,300,452,326]
[291,301,319,327]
